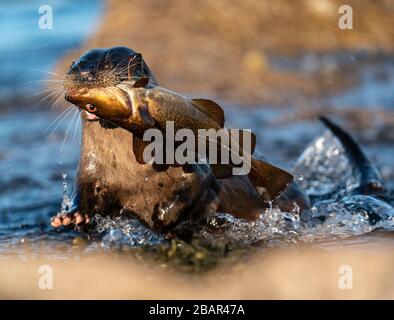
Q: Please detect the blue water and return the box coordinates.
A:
[0,0,103,99]
[0,1,101,253]
[328,63,394,109]
[269,52,394,110]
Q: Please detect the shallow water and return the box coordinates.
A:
[0,0,103,99]
[0,0,103,255]
[0,2,393,259]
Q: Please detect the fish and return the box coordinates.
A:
[65,83,293,200]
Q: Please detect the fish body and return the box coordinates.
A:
[65,83,293,201]
[126,85,224,133]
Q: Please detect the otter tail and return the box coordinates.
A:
[319,116,385,195]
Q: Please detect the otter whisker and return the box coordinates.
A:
[43,105,74,135]
[110,55,130,71]
[109,58,143,80]
[26,79,64,85]
[32,87,64,109]
[127,57,143,80]
[31,85,63,97]
[95,54,106,74]
[39,79,64,82]
[33,88,64,112]
[42,87,65,108]
[75,60,83,74]
[113,61,140,76]
[30,69,65,78]
[50,89,67,112]
[113,61,154,82]
[73,110,82,140]
[49,58,70,77]
[60,109,79,152]
[113,66,132,77]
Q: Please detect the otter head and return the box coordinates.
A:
[64,46,155,121]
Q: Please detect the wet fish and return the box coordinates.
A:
[65,83,293,200]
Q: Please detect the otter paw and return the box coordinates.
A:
[50,212,90,228]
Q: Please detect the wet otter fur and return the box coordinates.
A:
[52,47,273,233]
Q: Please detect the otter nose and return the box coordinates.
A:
[80,71,94,81]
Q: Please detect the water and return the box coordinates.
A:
[0,2,393,260]
[0,0,103,100]
[0,0,102,255]
[0,110,81,255]
[328,61,394,110]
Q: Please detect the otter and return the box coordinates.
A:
[52,46,297,233]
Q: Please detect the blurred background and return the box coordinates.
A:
[0,0,393,299]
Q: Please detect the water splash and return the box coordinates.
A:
[293,131,360,201]
[192,208,301,246]
[60,173,73,214]
[90,198,393,250]
[92,214,166,250]
[87,132,394,250]
[190,195,394,247]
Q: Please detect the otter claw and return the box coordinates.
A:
[50,211,90,228]
[62,215,73,226]
[75,212,84,225]
[51,216,63,228]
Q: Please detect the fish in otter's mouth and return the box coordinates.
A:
[63,46,156,121]
[64,47,294,200]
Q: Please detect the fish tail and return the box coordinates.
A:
[248,158,293,201]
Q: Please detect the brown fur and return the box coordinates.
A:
[77,117,219,232]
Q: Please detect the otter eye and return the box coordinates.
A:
[86,104,97,113]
